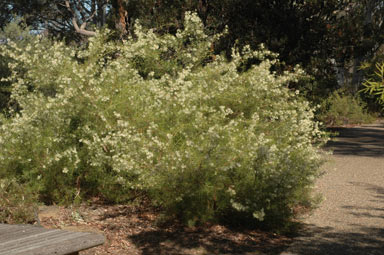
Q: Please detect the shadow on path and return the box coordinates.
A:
[129,226,291,255]
[282,224,384,255]
[281,122,384,254]
[325,123,384,157]
[282,180,384,255]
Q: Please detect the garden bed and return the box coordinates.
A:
[38,201,293,255]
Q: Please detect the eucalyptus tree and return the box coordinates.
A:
[0,2,13,29]
[1,0,383,99]
[0,0,116,40]
[329,0,384,91]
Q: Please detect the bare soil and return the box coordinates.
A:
[37,200,293,255]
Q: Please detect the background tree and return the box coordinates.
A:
[0,1,14,29]
[1,0,383,109]
[329,0,384,92]
[0,1,111,40]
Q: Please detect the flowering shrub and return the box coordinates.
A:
[0,12,326,227]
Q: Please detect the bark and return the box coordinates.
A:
[115,0,128,36]
[98,2,107,27]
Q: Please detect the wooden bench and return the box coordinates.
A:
[0,224,105,255]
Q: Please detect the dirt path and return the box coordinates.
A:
[281,121,384,255]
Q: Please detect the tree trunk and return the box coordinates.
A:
[113,0,128,37]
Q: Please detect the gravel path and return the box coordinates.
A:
[281,121,384,255]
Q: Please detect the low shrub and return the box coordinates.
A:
[0,12,326,228]
[318,89,374,127]
[0,178,39,224]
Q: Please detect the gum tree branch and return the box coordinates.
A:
[65,0,97,36]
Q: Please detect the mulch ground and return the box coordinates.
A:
[38,200,293,255]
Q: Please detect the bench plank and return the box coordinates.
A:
[0,224,105,255]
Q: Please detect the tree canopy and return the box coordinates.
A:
[1,0,383,102]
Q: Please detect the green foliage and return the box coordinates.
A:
[318,89,374,126]
[361,62,384,107]
[0,18,36,113]
[0,178,39,224]
[3,1,384,106]
[0,13,326,228]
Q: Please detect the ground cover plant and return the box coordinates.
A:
[0,178,39,224]
[0,12,326,229]
[318,89,374,127]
